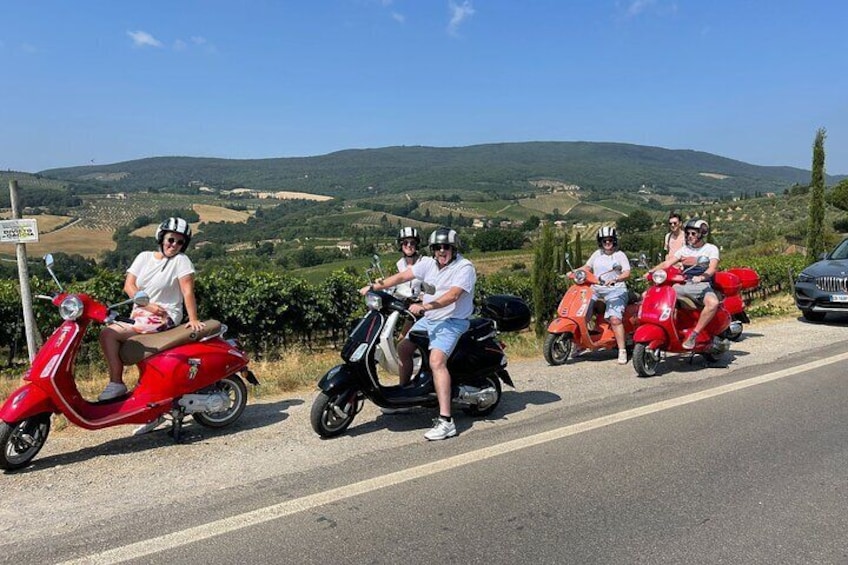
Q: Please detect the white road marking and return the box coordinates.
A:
[62,352,848,564]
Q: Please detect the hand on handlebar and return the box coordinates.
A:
[409,303,427,316]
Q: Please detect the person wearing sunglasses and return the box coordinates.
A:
[576,226,632,364]
[392,226,427,301]
[663,212,684,260]
[361,227,475,440]
[97,217,205,407]
[648,218,720,349]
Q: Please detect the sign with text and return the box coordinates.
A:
[0,219,39,243]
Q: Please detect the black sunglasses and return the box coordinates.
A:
[431,244,453,251]
[401,239,418,247]
[166,237,185,245]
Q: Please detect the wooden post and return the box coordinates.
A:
[9,180,42,362]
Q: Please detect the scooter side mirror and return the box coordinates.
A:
[612,262,622,272]
[43,253,64,292]
[421,282,436,295]
[133,290,150,307]
[697,255,710,267]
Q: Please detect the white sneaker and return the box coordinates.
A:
[133,416,165,436]
[98,382,128,401]
[424,418,457,441]
[617,350,628,365]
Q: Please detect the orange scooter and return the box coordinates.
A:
[543,258,640,366]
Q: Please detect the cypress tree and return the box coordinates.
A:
[532,223,557,336]
[807,127,827,262]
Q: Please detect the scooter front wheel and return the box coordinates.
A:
[543,332,574,366]
[0,412,51,471]
[311,390,360,438]
[632,343,660,378]
[192,375,248,428]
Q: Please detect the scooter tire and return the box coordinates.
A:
[192,375,248,428]
[543,332,573,366]
[632,343,659,378]
[311,390,359,438]
[0,412,51,471]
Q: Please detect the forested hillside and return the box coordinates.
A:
[38,142,840,201]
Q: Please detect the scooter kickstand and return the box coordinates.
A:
[169,412,186,443]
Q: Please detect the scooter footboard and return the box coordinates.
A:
[317,364,358,395]
[0,384,55,423]
[633,324,668,350]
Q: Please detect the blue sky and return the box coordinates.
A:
[2,1,847,175]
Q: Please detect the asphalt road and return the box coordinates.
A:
[2,315,847,564]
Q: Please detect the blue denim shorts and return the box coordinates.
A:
[591,285,628,320]
[409,317,471,356]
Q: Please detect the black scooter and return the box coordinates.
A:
[310,290,530,438]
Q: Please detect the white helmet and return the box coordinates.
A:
[596,226,618,248]
[155,217,192,252]
[397,226,421,251]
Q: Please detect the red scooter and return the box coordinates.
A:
[631,257,756,377]
[0,254,258,471]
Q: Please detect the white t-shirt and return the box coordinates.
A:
[394,255,426,299]
[673,242,720,278]
[586,250,631,286]
[411,254,476,321]
[127,251,195,324]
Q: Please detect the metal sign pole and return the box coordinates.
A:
[8,180,41,361]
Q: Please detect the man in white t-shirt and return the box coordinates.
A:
[362,227,475,441]
[650,219,720,349]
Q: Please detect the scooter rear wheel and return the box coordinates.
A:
[632,343,659,378]
[461,374,503,417]
[0,412,51,471]
[543,332,573,366]
[192,375,248,428]
[311,390,360,438]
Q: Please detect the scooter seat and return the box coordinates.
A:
[120,320,223,365]
[676,296,701,310]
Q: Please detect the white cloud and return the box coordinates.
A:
[391,11,405,24]
[626,0,656,17]
[127,30,163,48]
[448,0,475,36]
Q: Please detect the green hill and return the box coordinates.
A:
[38,142,841,201]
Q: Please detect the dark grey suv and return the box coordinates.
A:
[795,238,848,321]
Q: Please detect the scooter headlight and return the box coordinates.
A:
[573,270,587,284]
[59,295,84,321]
[652,269,668,285]
[365,292,383,311]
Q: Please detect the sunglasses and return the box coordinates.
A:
[166,237,185,245]
[601,238,615,244]
[401,240,418,247]
[685,230,700,237]
[431,244,453,251]
[669,221,679,226]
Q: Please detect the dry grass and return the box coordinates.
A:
[24,226,116,259]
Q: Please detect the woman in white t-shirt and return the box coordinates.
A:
[579,226,632,364]
[97,217,205,401]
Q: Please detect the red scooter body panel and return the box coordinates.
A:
[0,383,56,422]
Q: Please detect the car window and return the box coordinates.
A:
[830,239,848,260]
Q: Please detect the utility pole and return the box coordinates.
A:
[8,180,42,361]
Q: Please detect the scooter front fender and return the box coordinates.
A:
[317,364,359,395]
[546,317,579,336]
[633,324,668,350]
[0,383,55,423]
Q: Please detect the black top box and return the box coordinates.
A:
[479,295,531,332]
